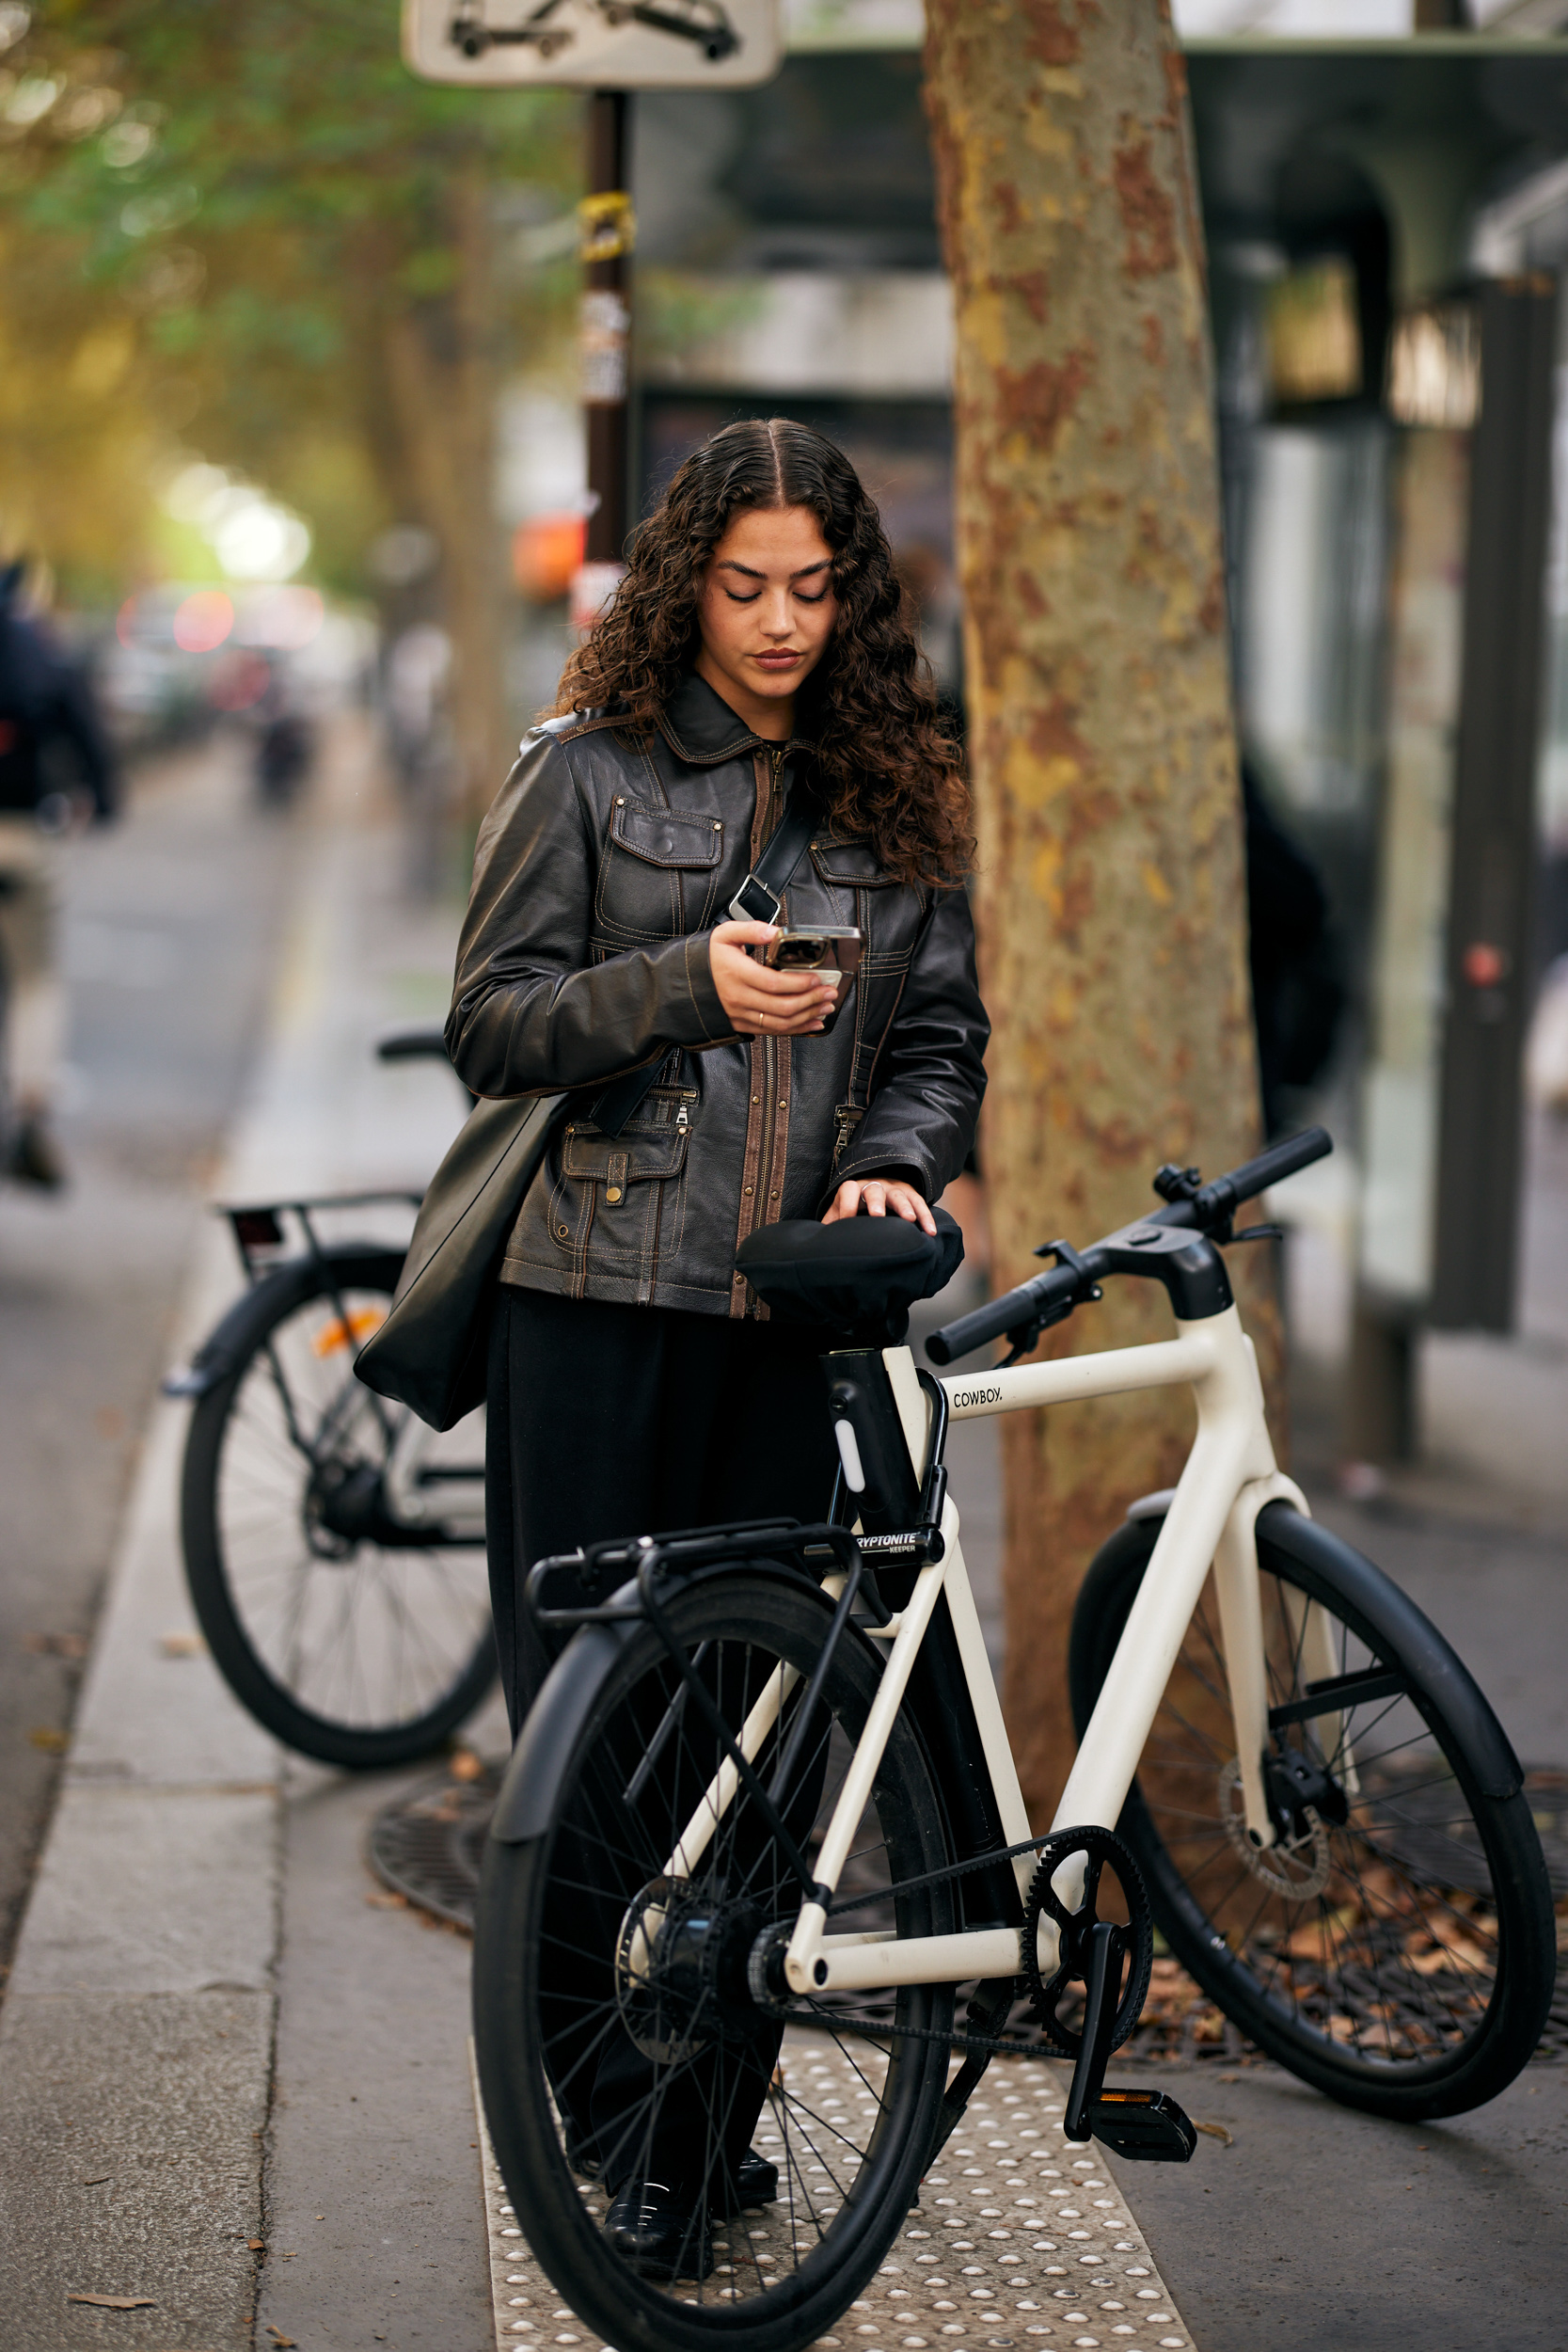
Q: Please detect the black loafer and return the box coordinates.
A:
[713,2146,779,2213]
[604,2178,713,2281]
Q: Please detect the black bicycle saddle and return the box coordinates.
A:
[736,1208,963,1342]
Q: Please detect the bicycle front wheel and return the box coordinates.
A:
[180,1246,496,1768]
[1069,1502,1556,2120]
[474,1568,955,2352]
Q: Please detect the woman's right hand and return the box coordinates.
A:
[709,922,840,1038]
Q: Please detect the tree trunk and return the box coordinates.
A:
[373,167,508,825]
[923,0,1282,1828]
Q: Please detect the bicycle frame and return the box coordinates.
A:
[661,1299,1307,2002]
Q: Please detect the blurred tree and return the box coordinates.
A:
[924,0,1282,1827]
[6,0,578,806]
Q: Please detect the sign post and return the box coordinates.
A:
[574,88,633,631]
[403,4,783,620]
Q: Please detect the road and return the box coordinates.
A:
[0,733,299,1985]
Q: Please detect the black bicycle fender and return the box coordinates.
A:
[170,1246,406,1395]
[1257,1502,1525,1801]
[490,1559,852,1845]
[490,1616,639,1845]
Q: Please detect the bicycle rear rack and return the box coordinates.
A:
[214,1191,424,1284]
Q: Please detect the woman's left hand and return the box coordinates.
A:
[822,1177,935,1235]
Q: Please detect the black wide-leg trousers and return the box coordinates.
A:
[485,1283,840,2195]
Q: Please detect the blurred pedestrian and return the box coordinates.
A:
[0,558,119,1188]
[1243,759,1344,1136]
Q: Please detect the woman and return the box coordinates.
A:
[445,415,987,2268]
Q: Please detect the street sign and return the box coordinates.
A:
[403,0,782,87]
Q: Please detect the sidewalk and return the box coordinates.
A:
[0,730,499,2350]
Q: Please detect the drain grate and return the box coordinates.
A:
[368,1756,502,1930]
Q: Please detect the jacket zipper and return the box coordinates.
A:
[739,745,788,1309]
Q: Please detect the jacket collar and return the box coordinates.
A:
[656,669,818,767]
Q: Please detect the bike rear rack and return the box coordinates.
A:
[214,1191,423,1283]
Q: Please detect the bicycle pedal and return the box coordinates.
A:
[1085,2087,1196,2164]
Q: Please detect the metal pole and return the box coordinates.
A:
[572,88,632,631]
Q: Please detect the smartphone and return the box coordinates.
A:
[758,925,863,975]
[753,926,863,1032]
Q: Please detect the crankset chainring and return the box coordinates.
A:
[1022,1824,1154,2059]
[1218,1756,1332,1899]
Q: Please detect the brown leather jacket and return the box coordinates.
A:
[445,672,988,1318]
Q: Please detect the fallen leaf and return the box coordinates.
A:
[82,2174,112,2186]
[364,1890,406,1910]
[28,1726,68,1753]
[159,1630,205,1658]
[67,2294,155,2310]
[1194,2121,1233,2148]
[267,2328,296,2346]
[449,1748,484,1782]
[24,1631,87,1659]
[247,2238,264,2251]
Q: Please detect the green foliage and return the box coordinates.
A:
[3,0,579,602]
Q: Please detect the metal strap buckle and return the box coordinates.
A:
[729,874,783,925]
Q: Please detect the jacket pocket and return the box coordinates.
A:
[611,799,724,869]
[597,798,725,941]
[810,837,899,889]
[547,1117,692,1254]
[561,1122,689,1188]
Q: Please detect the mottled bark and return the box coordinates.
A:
[924,0,1281,1826]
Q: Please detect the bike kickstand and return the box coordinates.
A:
[920,1979,1017,2180]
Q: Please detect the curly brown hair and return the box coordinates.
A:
[552,418,972,885]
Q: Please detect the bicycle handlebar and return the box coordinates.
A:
[926,1126,1332,1366]
[375,1027,451,1065]
[927,1262,1082,1366]
[1150,1124,1333,1234]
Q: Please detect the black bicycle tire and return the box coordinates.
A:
[180,1247,497,1769]
[1069,1505,1556,2121]
[474,1570,955,2352]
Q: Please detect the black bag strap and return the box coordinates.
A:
[591,775,816,1139]
[726,781,818,927]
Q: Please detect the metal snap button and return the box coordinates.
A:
[606,1185,623,1203]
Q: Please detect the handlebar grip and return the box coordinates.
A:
[1209,1125,1332,1213]
[375,1028,451,1065]
[927,1263,1079,1366]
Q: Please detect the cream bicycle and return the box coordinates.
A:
[472,1127,1557,2352]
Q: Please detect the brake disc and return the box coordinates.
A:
[1218,1756,1332,1899]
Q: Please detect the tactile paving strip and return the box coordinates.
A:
[471,2034,1196,2352]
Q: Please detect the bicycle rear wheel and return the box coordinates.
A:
[1069,1502,1557,2119]
[180,1245,496,1768]
[473,1568,955,2352]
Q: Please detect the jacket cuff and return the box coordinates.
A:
[680,930,730,1044]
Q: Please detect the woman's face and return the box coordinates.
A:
[693,502,837,736]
